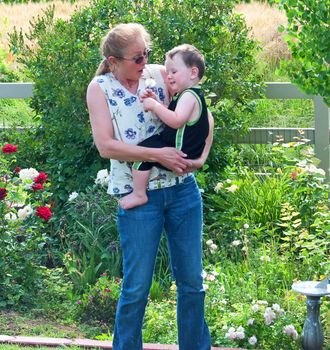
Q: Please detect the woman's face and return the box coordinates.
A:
[115,35,150,81]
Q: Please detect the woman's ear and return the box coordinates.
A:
[108,56,117,66]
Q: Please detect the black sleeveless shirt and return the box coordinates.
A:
[160,87,209,159]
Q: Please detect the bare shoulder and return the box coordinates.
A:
[86,80,105,105]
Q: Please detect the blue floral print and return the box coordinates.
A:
[113,88,125,98]
[109,99,117,106]
[96,78,104,83]
[124,184,133,192]
[137,112,145,123]
[113,187,120,194]
[125,128,137,140]
[147,125,156,134]
[158,87,165,102]
[124,96,137,106]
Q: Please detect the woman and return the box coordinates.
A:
[87,23,213,350]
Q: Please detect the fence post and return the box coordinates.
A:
[313,96,330,182]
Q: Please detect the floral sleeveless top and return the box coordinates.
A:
[93,64,189,195]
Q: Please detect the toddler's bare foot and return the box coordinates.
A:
[119,192,148,209]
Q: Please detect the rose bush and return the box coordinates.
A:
[0,143,55,307]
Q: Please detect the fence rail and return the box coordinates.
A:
[0,82,329,181]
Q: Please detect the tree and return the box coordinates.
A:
[279,0,330,105]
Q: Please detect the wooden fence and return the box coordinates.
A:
[1,82,329,181]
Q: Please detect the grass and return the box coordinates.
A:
[250,98,314,128]
[0,99,37,127]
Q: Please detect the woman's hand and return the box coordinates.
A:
[155,147,192,174]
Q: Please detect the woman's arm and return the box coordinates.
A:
[86,81,191,173]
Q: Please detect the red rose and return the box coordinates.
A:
[290,172,297,180]
[32,183,44,192]
[14,166,21,174]
[0,188,7,200]
[36,206,52,221]
[34,172,48,184]
[2,144,17,154]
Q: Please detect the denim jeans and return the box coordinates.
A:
[112,175,211,350]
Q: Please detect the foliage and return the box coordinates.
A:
[75,273,121,329]
[0,142,57,308]
[278,0,330,105]
[202,134,329,275]
[59,176,121,293]
[9,0,260,203]
[0,0,77,3]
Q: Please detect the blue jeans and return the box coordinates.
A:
[112,175,211,350]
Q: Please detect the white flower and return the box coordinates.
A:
[264,307,277,325]
[222,325,228,331]
[202,284,209,291]
[211,270,219,276]
[257,300,268,305]
[272,303,281,312]
[202,270,207,278]
[226,184,238,193]
[206,274,215,281]
[226,179,232,184]
[236,330,245,339]
[68,191,79,201]
[225,327,236,340]
[214,182,223,193]
[5,212,17,221]
[243,223,249,229]
[248,335,257,345]
[231,240,241,247]
[19,168,39,181]
[206,239,213,246]
[306,164,326,176]
[145,78,156,88]
[210,243,218,250]
[251,304,259,312]
[95,169,110,187]
[260,255,271,262]
[17,204,33,220]
[283,325,298,340]
[247,318,255,326]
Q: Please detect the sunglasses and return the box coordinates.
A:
[116,48,152,65]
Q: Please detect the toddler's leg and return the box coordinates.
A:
[119,169,150,209]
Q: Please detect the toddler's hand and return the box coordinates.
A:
[140,89,157,101]
[143,97,158,112]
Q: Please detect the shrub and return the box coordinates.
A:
[76,273,121,329]
[202,134,329,274]
[60,174,121,293]
[278,0,330,105]
[9,0,260,204]
[0,142,56,308]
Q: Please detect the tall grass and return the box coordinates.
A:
[0,0,89,53]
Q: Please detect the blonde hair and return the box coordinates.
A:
[95,23,151,76]
[166,44,205,79]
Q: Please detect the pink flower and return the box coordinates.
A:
[2,144,17,154]
[36,206,52,221]
[14,166,21,174]
[105,288,111,293]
